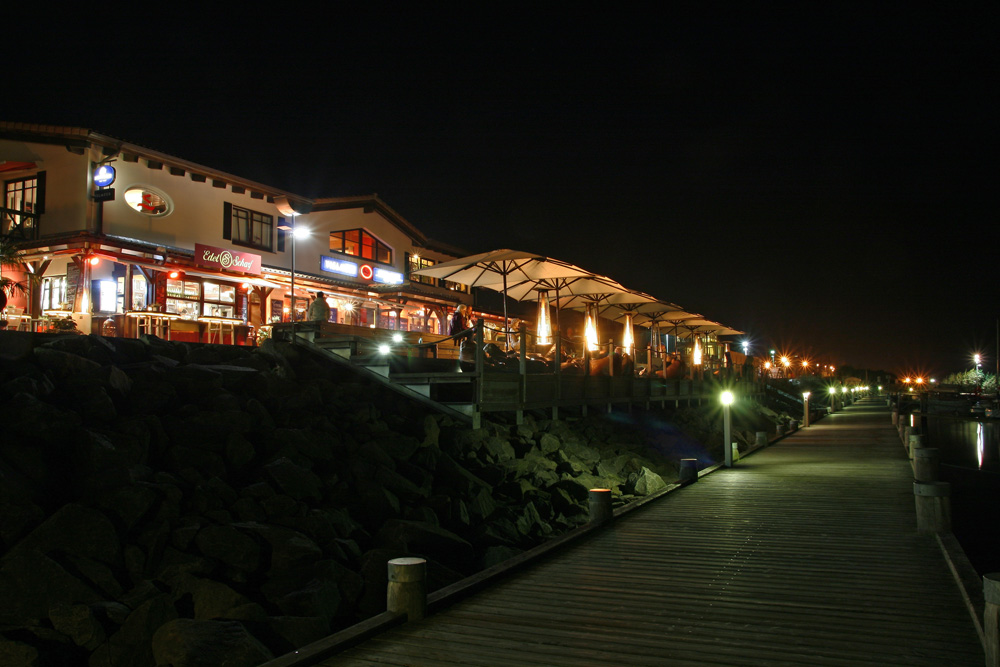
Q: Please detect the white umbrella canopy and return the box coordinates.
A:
[411,249,593,288]
[410,249,595,347]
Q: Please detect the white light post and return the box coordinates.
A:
[803,391,811,427]
[278,215,310,338]
[722,390,734,467]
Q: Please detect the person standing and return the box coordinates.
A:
[308,291,331,322]
[449,304,472,344]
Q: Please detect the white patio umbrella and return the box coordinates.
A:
[556,285,659,352]
[602,301,702,360]
[410,249,593,348]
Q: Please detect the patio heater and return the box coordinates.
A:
[536,290,552,346]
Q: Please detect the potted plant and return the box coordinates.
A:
[0,235,28,326]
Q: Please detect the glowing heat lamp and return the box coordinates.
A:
[622,313,634,357]
[536,290,552,345]
[693,338,702,365]
[585,308,599,352]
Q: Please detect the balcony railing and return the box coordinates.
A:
[1,208,39,241]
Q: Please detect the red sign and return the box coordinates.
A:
[194,244,261,275]
[359,264,374,280]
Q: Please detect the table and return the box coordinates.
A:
[198,316,243,344]
[125,311,181,340]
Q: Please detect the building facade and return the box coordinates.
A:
[1,123,473,342]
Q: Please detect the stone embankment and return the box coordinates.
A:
[0,333,747,666]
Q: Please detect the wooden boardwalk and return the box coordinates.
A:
[319,400,983,666]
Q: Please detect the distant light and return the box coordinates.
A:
[802,391,811,400]
[721,391,734,406]
[89,256,100,266]
[292,226,311,240]
[378,344,391,355]
[392,332,403,343]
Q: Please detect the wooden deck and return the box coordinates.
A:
[318,400,983,666]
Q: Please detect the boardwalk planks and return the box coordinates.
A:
[319,401,983,666]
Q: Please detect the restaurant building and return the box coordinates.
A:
[0,123,474,343]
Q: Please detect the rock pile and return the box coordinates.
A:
[0,333,697,666]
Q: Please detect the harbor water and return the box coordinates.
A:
[918,410,1000,576]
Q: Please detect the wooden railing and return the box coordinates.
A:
[274,319,762,426]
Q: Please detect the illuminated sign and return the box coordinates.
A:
[93,165,116,187]
[373,267,404,284]
[359,264,374,280]
[321,256,358,277]
[194,243,261,275]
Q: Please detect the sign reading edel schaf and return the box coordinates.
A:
[194,244,261,275]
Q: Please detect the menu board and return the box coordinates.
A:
[66,263,80,310]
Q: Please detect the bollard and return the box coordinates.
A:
[678,459,699,485]
[588,488,613,525]
[913,481,951,534]
[985,573,1000,667]
[891,409,899,425]
[907,433,925,460]
[387,557,427,621]
[776,424,786,436]
[755,431,767,448]
[790,420,798,431]
[731,442,740,463]
[913,447,939,483]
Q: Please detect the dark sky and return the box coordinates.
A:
[5,6,997,378]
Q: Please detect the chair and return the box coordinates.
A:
[5,306,30,331]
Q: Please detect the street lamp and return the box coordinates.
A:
[829,386,837,413]
[277,215,310,336]
[721,390,734,467]
[802,391,811,427]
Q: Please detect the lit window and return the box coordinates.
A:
[124,186,172,216]
[3,174,43,239]
[330,228,392,264]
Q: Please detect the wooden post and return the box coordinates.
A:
[517,323,527,425]
[679,458,698,484]
[473,320,484,430]
[588,488,613,525]
[913,481,951,533]
[908,433,925,462]
[387,557,426,621]
[985,573,1000,667]
[913,447,939,483]
[551,330,561,421]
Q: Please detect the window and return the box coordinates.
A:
[165,278,238,319]
[408,254,436,285]
[202,281,236,318]
[330,228,392,264]
[166,278,201,319]
[3,173,44,240]
[124,186,172,216]
[40,275,67,311]
[223,203,273,252]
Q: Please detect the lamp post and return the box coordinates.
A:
[722,390,734,467]
[278,215,310,338]
[803,391,811,427]
[829,386,837,413]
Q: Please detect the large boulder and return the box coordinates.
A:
[151,618,273,667]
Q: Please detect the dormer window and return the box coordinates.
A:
[330,228,392,264]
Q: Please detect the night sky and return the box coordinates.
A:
[5,6,997,378]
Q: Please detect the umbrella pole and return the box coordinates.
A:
[502,271,510,351]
